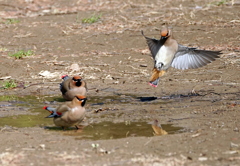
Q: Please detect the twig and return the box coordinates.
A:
[144,137,153,146]
[24,83,44,89]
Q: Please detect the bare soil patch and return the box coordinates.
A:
[0,0,239,165]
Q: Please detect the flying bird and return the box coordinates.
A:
[142,28,222,87]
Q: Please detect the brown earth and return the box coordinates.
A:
[0,0,240,165]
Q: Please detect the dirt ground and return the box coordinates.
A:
[0,0,240,165]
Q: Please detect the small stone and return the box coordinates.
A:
[198,157,208,161]
[70,63,80,72]
[233,127,239,132]
[39,144,45,150]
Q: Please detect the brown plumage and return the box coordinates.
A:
[60,75,87,101]
[43,95,87,130]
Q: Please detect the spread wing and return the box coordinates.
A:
[171,44,221,70]
[141,30,162,59]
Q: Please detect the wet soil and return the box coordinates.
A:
[0,0,240,165]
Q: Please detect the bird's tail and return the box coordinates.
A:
[43,106,62,118]
[61,75,69,80]
[149,68,165,87]
[149,77,160,87]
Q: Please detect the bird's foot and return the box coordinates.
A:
[149,77,160,87]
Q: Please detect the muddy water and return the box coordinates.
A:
[0,95,183,140]
[48,122,183,140]
[0,95,54,127]
[1,90,237,141]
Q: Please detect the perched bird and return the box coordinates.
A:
[60,75,87,101]
[142,28,222,87]
[43,95,87,130]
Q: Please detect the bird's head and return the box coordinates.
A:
[160,28,171,40]
[72,75,82,86]
[75,95,87,106]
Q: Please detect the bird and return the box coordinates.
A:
[43,95,87,130]
[60,75,87,101]
[141,28,222,87]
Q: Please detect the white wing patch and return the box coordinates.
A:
[171,52,216,70]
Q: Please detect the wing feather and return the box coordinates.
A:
[171,45,221,70]
[141,31,162,59]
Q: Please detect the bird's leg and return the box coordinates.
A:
[149,68,166,87]
[150,68,166,82]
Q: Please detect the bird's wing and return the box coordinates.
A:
[141,31,162,59]
[60,78,71,95]
[57,103,71,113]
[171,44,221,70]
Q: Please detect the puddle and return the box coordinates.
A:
[0,95,56,127]
[0,106,53,128]
[0,93,199,117]
[0,94,167,128]
[0,95,185,140]
[0,113,53,127]
[55,121,183,140]
[0,94,196,129]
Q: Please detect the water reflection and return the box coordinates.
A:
[48,121,184,140]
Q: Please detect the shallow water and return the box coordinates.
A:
[47,121,183,140]
[0,95,184,140]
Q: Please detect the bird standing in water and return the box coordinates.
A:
[43,95,87,130]
[142,28,222,87]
